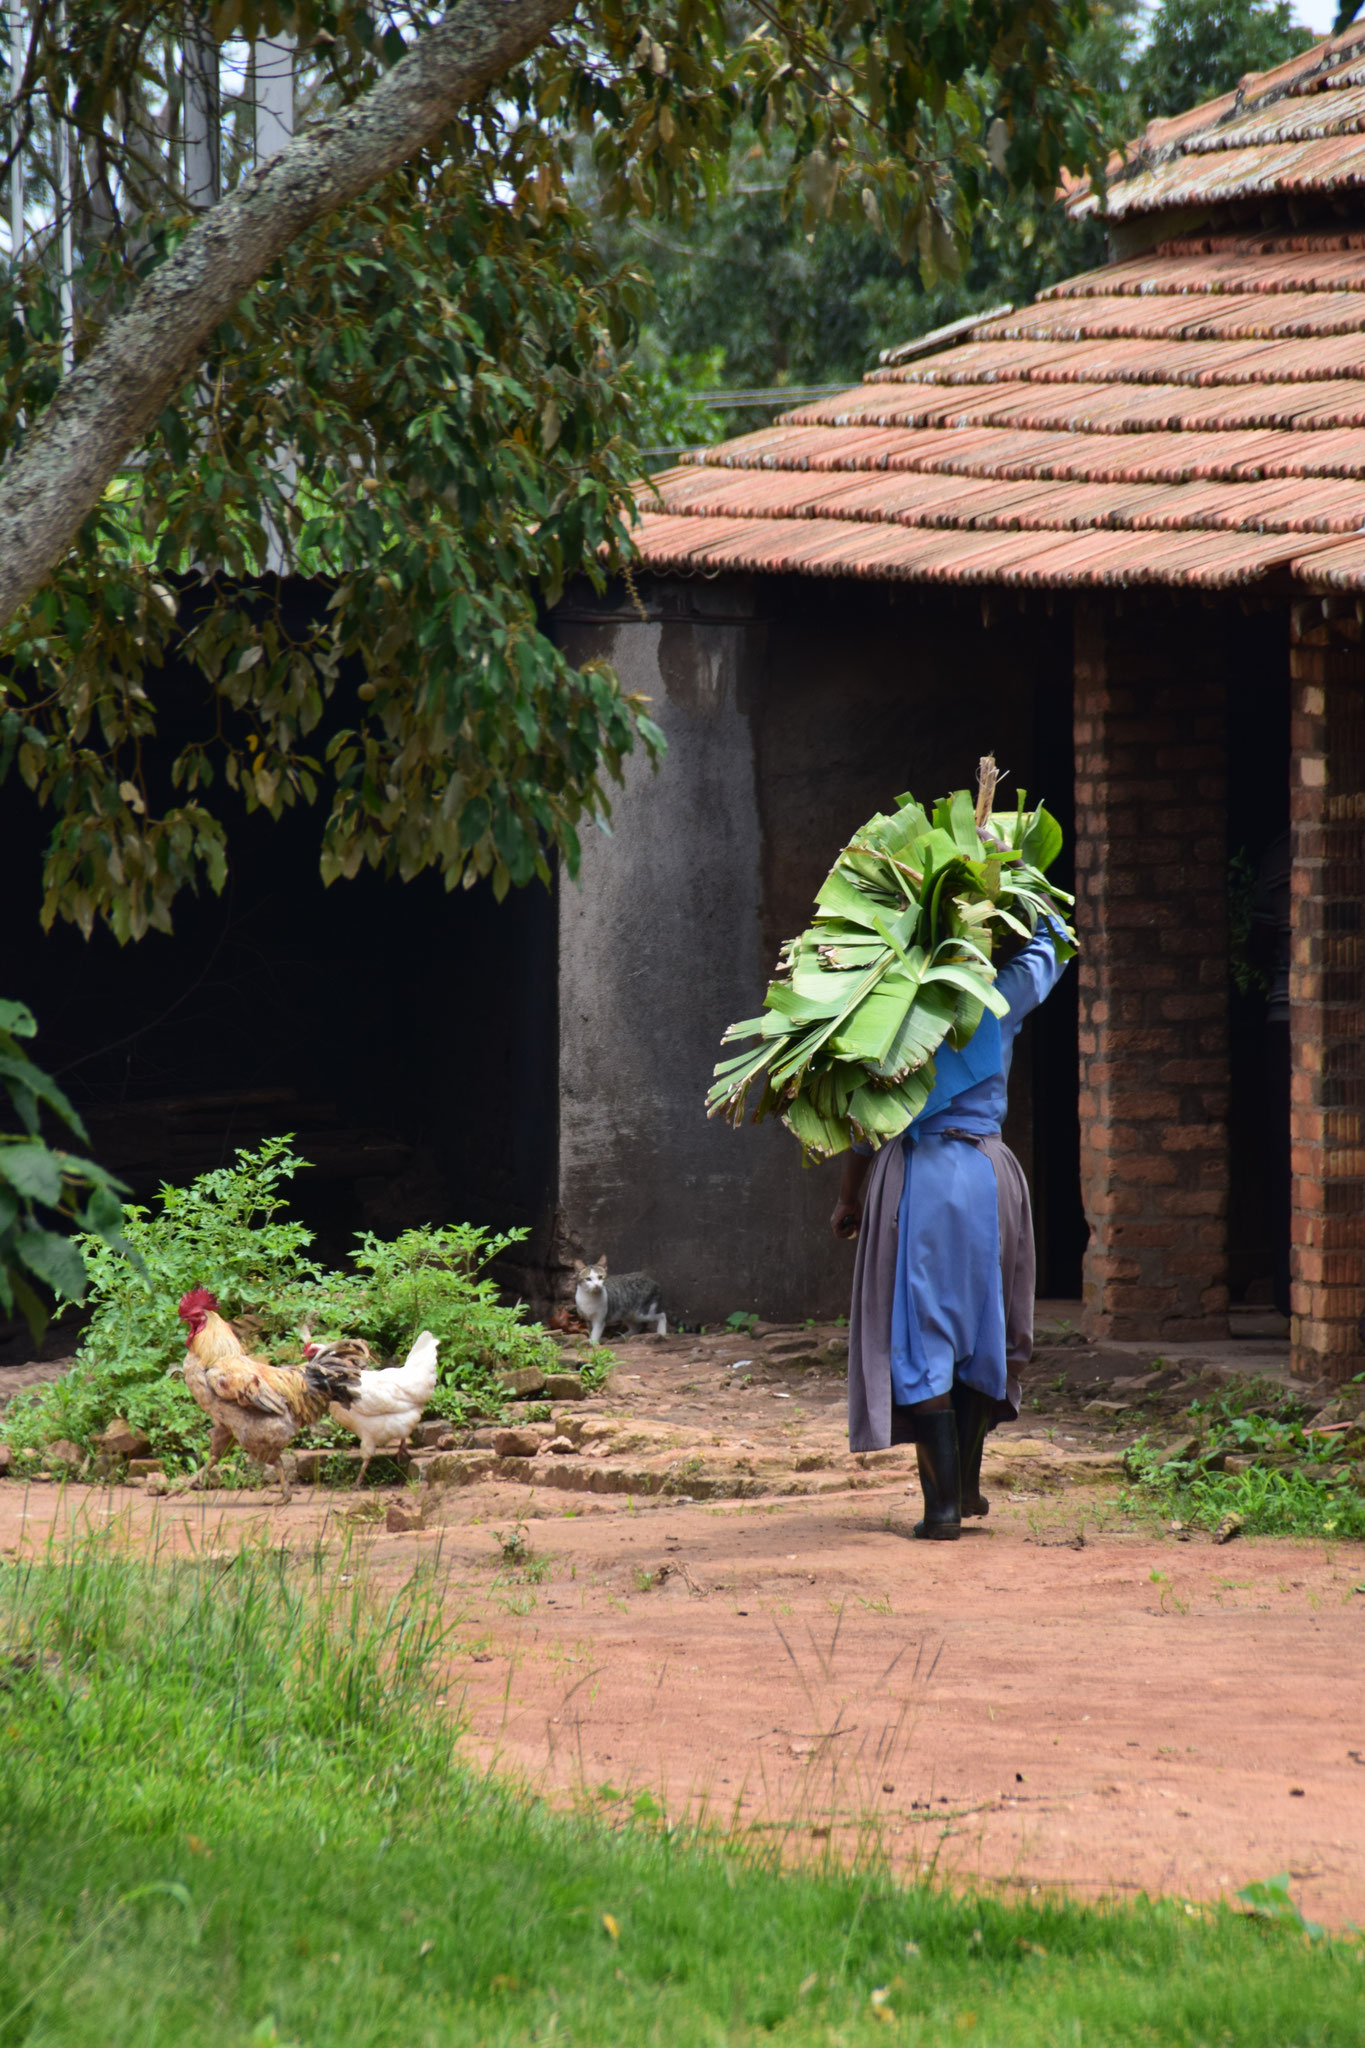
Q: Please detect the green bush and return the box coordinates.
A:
[0,1136,561,1466]
[284,1220,562,1423]
[1122,1375,1365,1540]
[0,997,135,1339]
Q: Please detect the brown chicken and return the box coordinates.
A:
[176,1287,332,1503]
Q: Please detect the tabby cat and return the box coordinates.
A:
[572,1260,667,1348]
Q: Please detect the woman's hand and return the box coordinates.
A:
[830,1151,873,1241]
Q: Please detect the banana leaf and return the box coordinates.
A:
[706,761,1076,1160]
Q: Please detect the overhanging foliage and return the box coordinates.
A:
[3,157,659,935]
[0,0,1105,937]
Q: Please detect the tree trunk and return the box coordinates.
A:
[0,0,573,630]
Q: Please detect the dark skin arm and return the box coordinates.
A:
[830,1151,873,1241]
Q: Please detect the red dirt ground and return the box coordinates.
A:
[4,1474,1363,1928]
[3,1316,1363,1928]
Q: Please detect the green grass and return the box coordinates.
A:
[1122,1376,1365,1540]
[0,1528,1359,2046]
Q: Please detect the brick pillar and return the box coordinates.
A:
[1073,599,1230,1342]
[1289,605,1365,1382]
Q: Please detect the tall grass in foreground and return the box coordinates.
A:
[0,1525,1358,2046]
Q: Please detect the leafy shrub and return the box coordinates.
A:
[1123,1375,1365,1540]
[0,997,136,1338]
[0,1137,559,1465]
[294,1222,561,1425]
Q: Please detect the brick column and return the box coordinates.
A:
[1073,599,1230,1342]
[1289,605,1365,1382]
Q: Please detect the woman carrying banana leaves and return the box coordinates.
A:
[831,914,1070,1539]
[709,763,1074,1542]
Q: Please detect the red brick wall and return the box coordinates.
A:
[1289,606,1365,1383]
[1073,600,1230,1342]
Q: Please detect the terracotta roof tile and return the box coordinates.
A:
[871,335,1365,383]
[1292,533,1365,583]
[981,292,1365,340]
[630,34,1365,594]
[1048,245,1365,298]
[1184,80,1365,149]
[635,510,1329,587]
[648,460,1362,533]
[783,379,1365,432]
[1080,135,1365,218]
[1070,22,1365,218]
[693,420,1365,483]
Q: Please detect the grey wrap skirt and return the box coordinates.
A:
[847,1132,1034,1455]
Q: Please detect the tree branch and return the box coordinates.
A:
[0,0,573,630]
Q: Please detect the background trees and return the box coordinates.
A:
[1132,0,1314,118]
[624,0,1317,403]
[1,0,1104,937]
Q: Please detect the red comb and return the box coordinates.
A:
[178,1287,218,1319]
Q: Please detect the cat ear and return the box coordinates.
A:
[572,1260,585,1275]
[597,1256,608,1274]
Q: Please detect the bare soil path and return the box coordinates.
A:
[3,1311,1363,1928]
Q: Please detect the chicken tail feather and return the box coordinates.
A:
[304,1358,360,1408]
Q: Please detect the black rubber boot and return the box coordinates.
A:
[952,1381,994,1518]
[913,1410,962,1541]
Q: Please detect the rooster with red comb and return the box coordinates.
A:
[176,1286,333,1501]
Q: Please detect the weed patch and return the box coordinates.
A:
[1123,1376,1365,1539]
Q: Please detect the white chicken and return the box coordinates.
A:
[304,1329,440,1484]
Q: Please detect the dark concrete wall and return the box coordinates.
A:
[554,582,792,1325]
[553,575,1080,1325]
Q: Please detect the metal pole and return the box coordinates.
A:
[7,0,24,262]
[182,7,218,207]
[251,33,293,161]
[54,0,72,367]
[253,32,294,572]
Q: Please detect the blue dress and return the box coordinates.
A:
[867,924,1069,1408]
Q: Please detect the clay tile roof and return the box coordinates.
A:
[1071,20,1365,219]
[630,31,1365,593]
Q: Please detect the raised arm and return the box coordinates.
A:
[994,916,1071,1031]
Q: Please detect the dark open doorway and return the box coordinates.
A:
[1226,605,1292,1311]
[1029,660,1086,1301]
[1,608,559,1297]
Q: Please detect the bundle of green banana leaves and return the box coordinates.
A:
[707,763,1075,1159]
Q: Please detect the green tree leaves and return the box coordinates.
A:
[1,0,1108,938]
[0,999,135,1338]
[615,0,1316,404]
[1131,0,1314,120]
[0,1136,561,1460]
[2,162,660,933]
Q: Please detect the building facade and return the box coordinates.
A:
[557,27,1365,1379]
